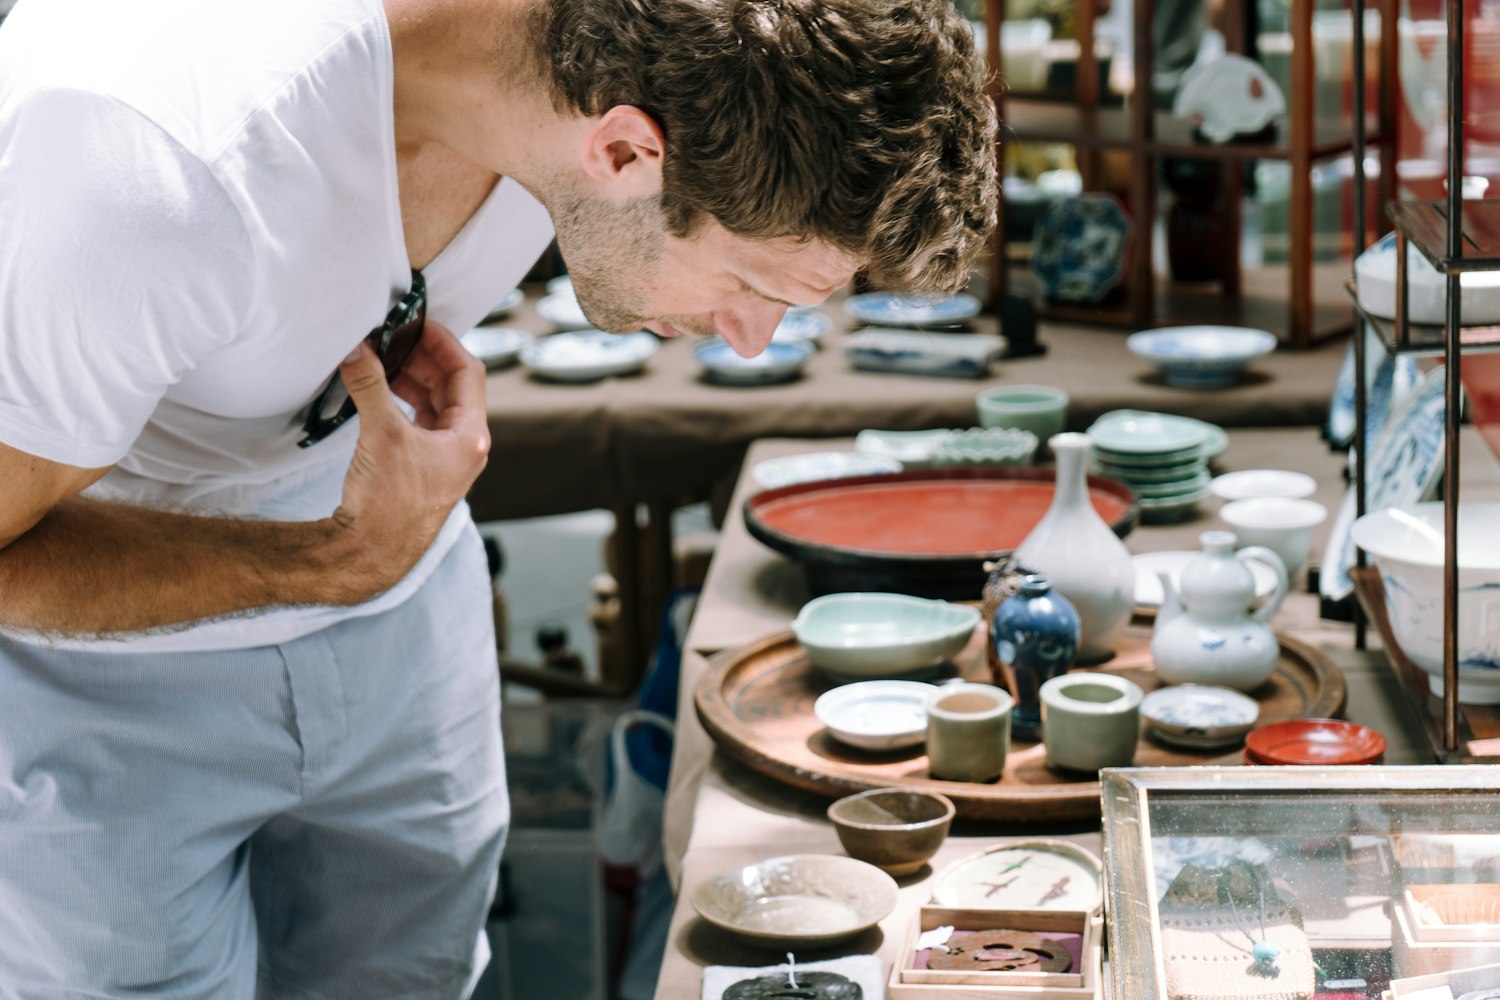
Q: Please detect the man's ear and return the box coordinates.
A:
[577,106,665,197]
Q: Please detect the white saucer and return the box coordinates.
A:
[521,331,657,383]
[536,290,591,329]
[480,288,525,324]
[460,327,534,370]
[696,339,813,386]
[813,680,932,751]
[1132,550,1280,608]
[1140,685,1260,749]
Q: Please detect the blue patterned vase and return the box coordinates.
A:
[991,574,1081,741]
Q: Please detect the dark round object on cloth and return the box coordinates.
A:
[723,970,862,999]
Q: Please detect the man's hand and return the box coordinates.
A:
[333,320,491,594]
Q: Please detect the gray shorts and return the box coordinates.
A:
[0,523,507,999]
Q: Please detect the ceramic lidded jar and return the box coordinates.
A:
[991,574,1081,741]
[1150,530,1289,691]
[1014,433,1136,662]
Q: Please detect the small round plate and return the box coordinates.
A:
[1140,684,1260,749]
[1093,410,1227,462]
[843,292,981,328]
[522,330,657,383]
[480,287,525,324]
[1088,411,1211,456]
[536,290,591,329]
[752,451,903,490]
[460,327,534,370]
[1133,550,1280,609]
[1245,718,1386,765]
[545,274,573,295]
[696,338,813,386]
[1210,469,1317,501]
[771,307,833,346]
[930,839,1103,912]
[813,680,932,751]
[692,854,898,947]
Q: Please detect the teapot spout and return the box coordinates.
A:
[1156,570,1183,623]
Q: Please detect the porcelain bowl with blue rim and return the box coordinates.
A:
[696,338,813,386]
[770,307,833,347]
[1140,684,1260,749]
[521,330,658,383]
[1126,326,1278,388]
[1351,502,1500,704]
[843,292,981,328]
[460,327,534,370]
[792,593,981,679]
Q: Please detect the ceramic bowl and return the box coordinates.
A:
[1140,684,1260,749]
[791,593,980,678]
[1350,502,1500,703]
[929,427,1039,467]
[460,327,534,370]
[1210,469,1318,502]
[844,330,1003,379]
[813,680,931,751]
[1126,326,1278,388]
[521,331,657,383]
[975,385,1070,441]
[696,338,813,386]
[535,289,591,329]
[1355,231,1500,326]
[826,788,955,877]
[843,292,981,328]
[480,287,525,324]
[691,854,898,947]
[1244,718,1386,766]
[751,451,902,490]
[1219,497,1328,577]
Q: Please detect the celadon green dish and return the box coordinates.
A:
[1090,410,1228,461]
[1088,411,1209,455]
[791,593,980,679]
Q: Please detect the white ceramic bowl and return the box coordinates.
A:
[521,330,657,383]
[1140,684,1260,749]
[695,338,813,386]
[1219,497,1328,577]
[1210,469,1318,502]
[1355,231,1500,326]
[813,680,932,750]
[692,854,898,947]
[1351,502,1500,703]
[791,593,980,679]
[460,327,534,370]
[1126,326,1278,388]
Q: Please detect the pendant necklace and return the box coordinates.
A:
[1221,865,1280,978]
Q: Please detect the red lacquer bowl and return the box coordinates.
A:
[1244,719,1386,766]
[743,466,1138,600]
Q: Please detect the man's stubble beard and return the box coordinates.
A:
[553,192,666,334]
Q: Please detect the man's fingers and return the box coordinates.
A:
[338,343,400,425]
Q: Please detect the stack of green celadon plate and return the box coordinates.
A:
[1086,410,1228,523]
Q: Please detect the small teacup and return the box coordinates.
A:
[1040,673,1143,773]
[1219,497,1328,579]
[975,385,1070,443]
[925,682,1013,783]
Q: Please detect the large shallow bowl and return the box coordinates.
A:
[1126,326,1278,388]
[792,593,980,679]
[1351,502,1500,703]
[691,854,898,947]
[745,467,1138,599]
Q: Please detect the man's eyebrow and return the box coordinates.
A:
[736,277,798,308]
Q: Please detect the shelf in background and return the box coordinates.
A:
[1003,101,1387,162]
[1344,278,1500,355]
[1389,200,1500,273]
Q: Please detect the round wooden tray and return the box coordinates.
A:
[694,621,1347,824]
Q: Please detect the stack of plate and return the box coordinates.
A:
[1086,410,1227,522]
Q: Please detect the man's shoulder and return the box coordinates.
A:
[0,0,387,163]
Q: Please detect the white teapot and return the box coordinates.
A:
[1151,530,1289,692]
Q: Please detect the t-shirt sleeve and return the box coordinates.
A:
[0,87,255,468]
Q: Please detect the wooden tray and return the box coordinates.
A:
[695,621,1346,823]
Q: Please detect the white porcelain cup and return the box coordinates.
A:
[1219,497,1328,578]
[1039,673,1143,772]
[924,682,1013,783]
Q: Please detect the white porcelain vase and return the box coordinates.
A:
[1014,433,1135,661]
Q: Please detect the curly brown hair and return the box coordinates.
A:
[537,0,997,294]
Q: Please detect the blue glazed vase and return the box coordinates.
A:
[991,574,1081,741]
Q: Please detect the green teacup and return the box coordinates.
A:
[976,384,1070,443]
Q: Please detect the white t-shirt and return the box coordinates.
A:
[0,0,554,652]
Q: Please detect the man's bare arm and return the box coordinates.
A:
[0,322,490,638]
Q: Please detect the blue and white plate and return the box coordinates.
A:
[480,287,525,324]
[1031,193,1131,304]
[536,289,591,330]
[522,330,657,383]
[843,292,981,328]
[1321,366,1453,601]
[696,338,813,386]
[1325,325,1423,449]
[1126,326,1278,389]
[771,307,833,347]
[843,330,1002,379]
[1140,685,1260,749]
[752,451,903,490]
[460,327,534,370]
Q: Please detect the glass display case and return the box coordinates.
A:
[1103,766,1500,999]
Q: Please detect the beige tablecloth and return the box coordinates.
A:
[652,429,1500,1000]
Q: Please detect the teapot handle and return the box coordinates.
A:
[1238,545,1290,623]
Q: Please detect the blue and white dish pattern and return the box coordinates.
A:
[696,338,813,386]
[1325,324,1422,449]
[1031,194,1130,304]
[1354,230,1500,325]
[521,330,658,383]
[460,327,534,370]
[1321,366,1452,601]
[1126,326,1278,389]
[1140,684,1260,750]
[843,292,981,328]
[771,307,833,347]
[536,288,591,329]
[844,330,1003,379]
[751,451,903,489]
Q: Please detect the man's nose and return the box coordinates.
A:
[715,303,787,358]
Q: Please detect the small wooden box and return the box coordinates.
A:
[887,905,1103,999]
[1403,884,1500,943]
[1393,897,1500,979]
[1385,960,1500,1000]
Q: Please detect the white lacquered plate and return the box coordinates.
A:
[522,330,657,383]
[813,680,932,751]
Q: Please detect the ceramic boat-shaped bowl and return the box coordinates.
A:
[792,593,980,679]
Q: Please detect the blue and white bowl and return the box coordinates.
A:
[1140,685,1260,749]
[696,338,813,386]
[844,330,1002,379]
[460,327,534,370]
[771,307,833,347]
[1126,325,1277,388]
[536,288,591,329]
[522,330,657,383]
[843,292,981,328]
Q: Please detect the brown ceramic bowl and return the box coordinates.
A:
[826,787,956,877]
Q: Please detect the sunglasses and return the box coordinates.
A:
[299,269,427,448]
